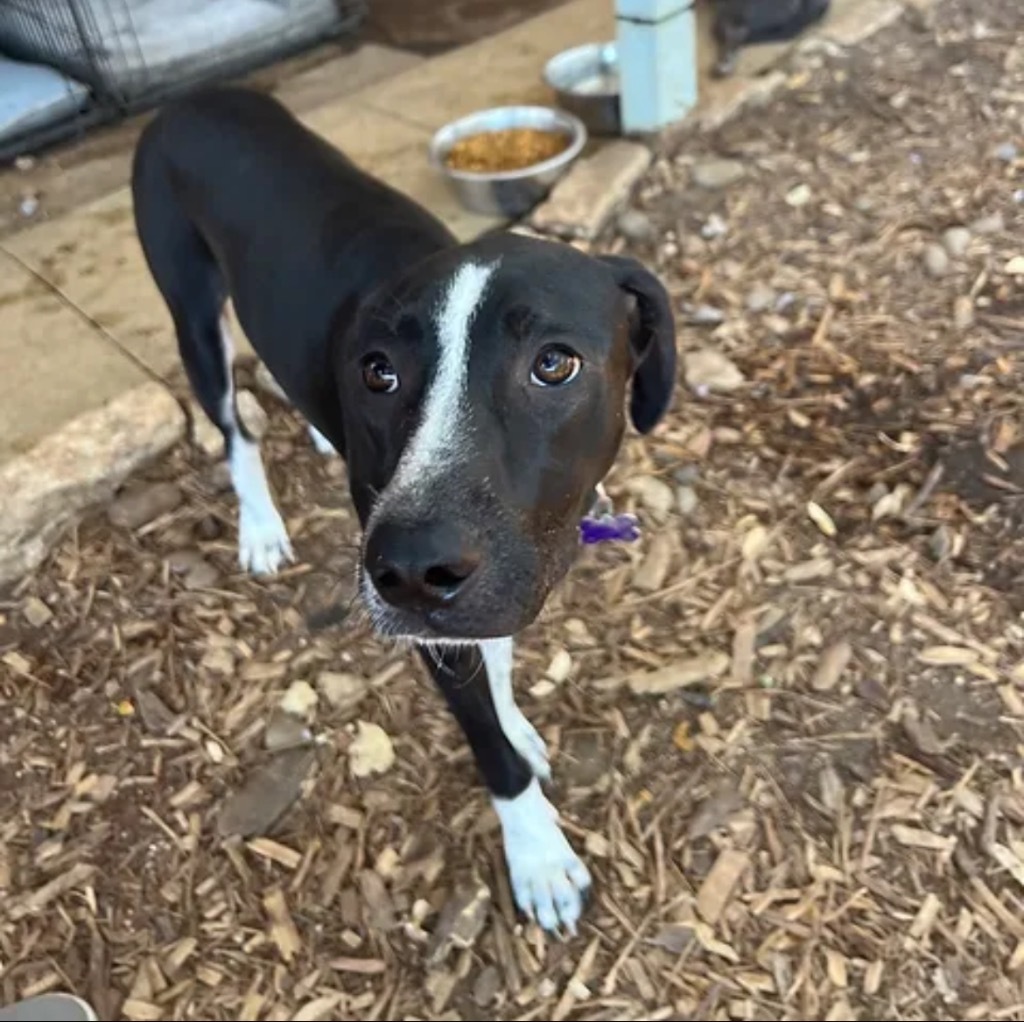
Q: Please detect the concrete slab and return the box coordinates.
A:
[270,42,424,114]
[0,251,148,462]
[3,99,498,380]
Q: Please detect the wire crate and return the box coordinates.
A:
[0,0,368,156]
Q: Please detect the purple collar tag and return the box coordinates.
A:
[579,483,641,545]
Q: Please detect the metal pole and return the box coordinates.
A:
[615,0,698,134]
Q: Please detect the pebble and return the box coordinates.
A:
[970,211,1004,235]
[19,194,39,218]
[1006,255,1024,275]
[617,208,655,242]
[683,348,746,393]
[318,670,369,713]
[701,213,729,239]
[995,141,1019,163]
[545,648,573,683]
[677,485,699,516]
[692,158,746,190]
[923,243,950,278]
[941,226,972,259]
[785,183,813,207]
[279,679,319,720]
[626,475,675,519]
[688,304,726,326]
[348,721,396,778]
[746,282,777,313]
[108,481,182,530]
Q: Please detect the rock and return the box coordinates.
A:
[108,481,182,531]
[0,383,185,589]
[22,596,53,627]
[265,708,314,753]
[687,304,726,326]
[684,349,746,393]
[625,475,675,519]
[702,213,729,239]
[217,746,317,838]
[970,211,1004,235]
[1006,256,1024,275]
[279,680,319,720]
[237,389,269,439]
[617,208,655,242]
[923,243,950,277]
[530,141,652,240]
[941,226,972,259]
[546,648,573,683]
[318,671,369,714]
[785,183,813,207]
[692,158,746,190]
[348,721,395,778]
[995,141,1019,163]
[677,485,699,516]
[746,282,777,313]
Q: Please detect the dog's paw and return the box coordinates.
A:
[504,707,551,781]
[495,781,592,934]
[308,424,336,456]
[238,505,294,575]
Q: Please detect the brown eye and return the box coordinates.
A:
[361,353,399,394]
[531,345,582,387]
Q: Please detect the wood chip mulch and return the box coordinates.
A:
[2,0,1024,1017]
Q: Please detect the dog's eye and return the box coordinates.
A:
[531,345,581,387]
[361,353,399,394]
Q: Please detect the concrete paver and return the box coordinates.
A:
[0,251,148,463]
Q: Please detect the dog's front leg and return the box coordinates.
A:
[418,640,591,933]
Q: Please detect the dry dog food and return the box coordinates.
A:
[444,128,570,173]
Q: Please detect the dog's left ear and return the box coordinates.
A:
[599,254,678,434]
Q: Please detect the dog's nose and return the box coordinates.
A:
[365,520,482,611]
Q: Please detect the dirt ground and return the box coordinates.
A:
[2,0,1024,1018]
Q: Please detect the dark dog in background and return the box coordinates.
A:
[711,0,831,76]
[131,87,677,934]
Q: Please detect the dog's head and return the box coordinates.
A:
[335,233,676,641]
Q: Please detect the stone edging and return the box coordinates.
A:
[0,0,924,590]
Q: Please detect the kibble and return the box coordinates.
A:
[444,128,570,173]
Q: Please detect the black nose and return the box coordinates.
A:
[365,520,482,612]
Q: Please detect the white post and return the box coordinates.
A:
[616,0,698,134]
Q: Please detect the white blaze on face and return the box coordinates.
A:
[381,259,498,507]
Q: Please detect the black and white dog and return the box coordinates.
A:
[131,87,676,934]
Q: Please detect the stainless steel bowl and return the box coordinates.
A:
[429,105,587,218]
[544,42,621,137]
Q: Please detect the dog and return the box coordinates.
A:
[131,86,677,934]
[711,0,831,77]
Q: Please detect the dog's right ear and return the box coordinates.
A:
[599,255,678,434]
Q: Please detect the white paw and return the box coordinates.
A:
[308,424,336,456]
[494,780,591,934]
[505,707,551,780]
[238,505,294,575]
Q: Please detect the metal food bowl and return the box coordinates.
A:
[429,105,587,218]
[544,41,621,137]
